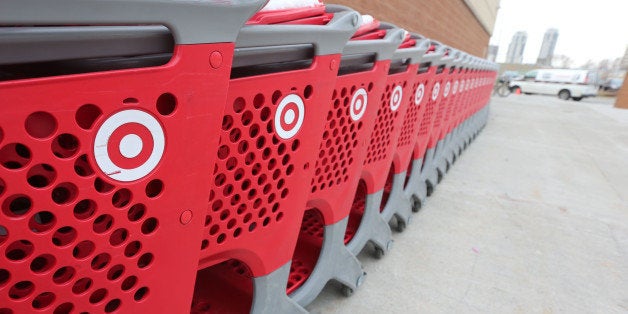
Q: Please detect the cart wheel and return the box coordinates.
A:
[426,182,434,197]
[373,247,385,259]
[396,219,406,233]
[341,286,354,297]
[411,196,421,213]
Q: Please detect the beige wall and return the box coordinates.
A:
[330,0,500,57]
[464,0,500,35]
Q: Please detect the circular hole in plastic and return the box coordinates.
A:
[121,276,138,291]
[156,93,177,116]
[127,204,146,222]
[75,104,102,130]
[3,195,32,217]
[134,287,149,301]
[304,85,313,99]
[233,97,245,113]
[94,177,115,193]
[145,179,163,198]
[93,214,114,234]
[123,97,138,105]
[0,269,10,287]
[222,115,234,131]
[141,218,158,235]
[91,253,111,271]
[53,302,74,314]
[0,143,32,169]
[27,164,57,188]
[52,133,79,159]
[73,199,96,220]
[124,241,141,257]
[32,291,55,309]
[72,240,95,259]
[51,183,78,205]
[137,253,153,268]
[109,228,128,246]
[74,154,94,177]
[25,112,57,139]
[112,188,132,208]
[52,226,77,247]
[271,90,282,104]
[52,266,75,284]
[30,254,56,273]
[9,281,35,299]
[89,288,108,304]
[71,277,93,295]
[107,264,125,281]
[105,299,121,313]
[5,240,34,261]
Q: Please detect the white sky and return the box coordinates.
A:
[489,0,628,66]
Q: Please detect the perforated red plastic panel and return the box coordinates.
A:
[393,65,428,175]
[0,44,232,313]
[362,71,414,193]
[412,67,439,161]
[426,70,449,149]
[307,62,388,224]
[197,54,338,277]
[287,209,324,294]
[191,259,253,314]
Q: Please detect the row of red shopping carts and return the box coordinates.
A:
[0,1,497,313]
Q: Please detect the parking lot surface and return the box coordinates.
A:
[308,95,628,313]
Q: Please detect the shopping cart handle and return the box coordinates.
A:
[341,22,405,61]
[0,0,267,44]
[388,29,431,65]
[235,6,360,56]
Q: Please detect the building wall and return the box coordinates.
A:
[615,77,628,109]
[329,0,496,57]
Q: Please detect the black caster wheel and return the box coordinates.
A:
[437,170,443,183]
[395,219,407,233]
[373,247,385,259]
[411,196,422,213]
[341,286,354,297]
[426,182,434,197]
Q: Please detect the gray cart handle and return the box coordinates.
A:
[389,29,431,65]
[235,5,360,56]
[0,0,267,44]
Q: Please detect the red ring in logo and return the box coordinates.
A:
[106,123,154,170]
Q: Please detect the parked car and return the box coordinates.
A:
[509,69,598,101]
[599,78,624,91]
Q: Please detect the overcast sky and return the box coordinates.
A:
[489,0,628,66]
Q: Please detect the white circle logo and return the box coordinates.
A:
[390,85,403,111]
[443,81,451,98]
[94,109,165,182]
[415,83,425,105]
[350,88,368,121]
[431,82,440,101]
[453,80,459,95]
[275,94,305,140]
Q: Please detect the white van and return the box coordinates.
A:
[509,69,598,101]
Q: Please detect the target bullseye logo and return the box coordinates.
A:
[415,83,425,105]
[432,82,440,101]
[453,80,459,95]
[390,85,403,111]
[275,94,305,140]
[443,81,451,98]
[94,109,165,182]
[350,88,368,121]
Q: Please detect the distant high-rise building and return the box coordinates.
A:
[505,31,527,64]
[537,28,559,66]
[487,45,498,62]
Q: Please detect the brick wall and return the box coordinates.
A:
[330,0,490,57]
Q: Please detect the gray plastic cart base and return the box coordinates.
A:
[290,217,366,307]
[346,190,394,257]
[251,263,308,314]
[403,157,428,213]
[380,172,413,232]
